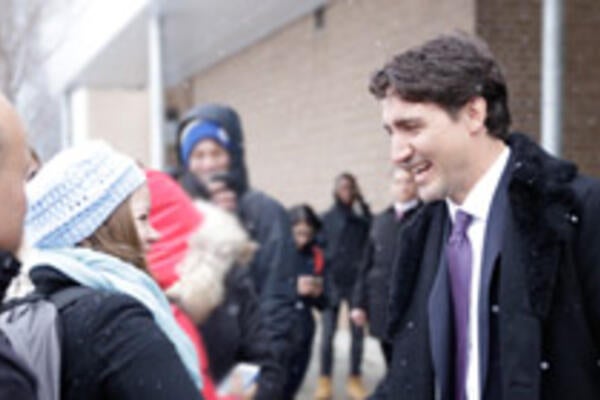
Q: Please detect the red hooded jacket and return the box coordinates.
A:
[145,170,221,400]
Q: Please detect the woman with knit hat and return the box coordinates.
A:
[24,141,203,400]
[145,170,281,400]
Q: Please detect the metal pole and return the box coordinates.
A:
[148,1,165,169]
[541,0,564,156]
[59,90,71,149]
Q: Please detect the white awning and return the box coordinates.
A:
[44,0,327,93]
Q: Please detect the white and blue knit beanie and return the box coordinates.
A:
[25,141,146,248]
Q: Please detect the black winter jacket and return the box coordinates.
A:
[321,201,371,301]
[200,267,284,400]
[30,267,202,400]
[372,133,600,400]
[294,242,328,311]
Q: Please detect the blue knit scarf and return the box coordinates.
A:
[28,247,202,389]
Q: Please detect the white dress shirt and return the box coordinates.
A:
[446,147,510,400]
[394,199,419,218]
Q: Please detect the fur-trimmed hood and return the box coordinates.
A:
[164,200,257,323]
[147,170,256,324]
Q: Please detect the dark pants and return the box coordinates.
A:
[283,306,316,399]
[320,299,364,376]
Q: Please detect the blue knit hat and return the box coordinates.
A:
[25,141,145,248]
[179,120,233,166]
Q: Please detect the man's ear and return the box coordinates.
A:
[465,96,487,135]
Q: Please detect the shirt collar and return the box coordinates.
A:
[394,199,419,215]
[447,146,511,224]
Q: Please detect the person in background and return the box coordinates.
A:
[351,168,420,366]
[0,94,37,400]
[24,141,203,400]
[283,204,328,399]
[146,169,281,400]
[145,169,220,400]
[176,104,298,382]
[350,169,420,400]
[316,173,371,400]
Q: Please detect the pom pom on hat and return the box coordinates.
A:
[25,141,145,248]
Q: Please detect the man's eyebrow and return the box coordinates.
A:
[384,117,424,131]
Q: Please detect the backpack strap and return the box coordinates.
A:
[48,286,92,312]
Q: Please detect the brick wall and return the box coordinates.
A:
[477,0,600,177]
[563,0,600,176]
[169,0,599,212]
[476,0,542,141]
[176,0,475,212]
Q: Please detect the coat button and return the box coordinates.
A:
[540,361,550,371]
[406,321,415,329]
[491,304,500,314]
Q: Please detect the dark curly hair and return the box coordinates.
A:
[369,33,511,140]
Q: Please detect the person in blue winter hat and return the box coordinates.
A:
[24,140,204,400]
[176,104,298,400]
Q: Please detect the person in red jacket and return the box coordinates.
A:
[145,170,258,400]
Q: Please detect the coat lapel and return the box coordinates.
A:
[478,151,512,392]
[428,212,452,399]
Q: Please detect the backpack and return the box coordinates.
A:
[0,286,90,400]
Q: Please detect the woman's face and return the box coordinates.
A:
[292,221,314,250]
[336,177,357,206]
[130,184,160,252]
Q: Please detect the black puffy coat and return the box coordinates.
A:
[200,267,284,399]
[30,267,202,400]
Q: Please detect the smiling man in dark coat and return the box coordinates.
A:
[368,33,600,400]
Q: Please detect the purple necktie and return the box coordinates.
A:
[446,210,474,400]
[395,210,404,221]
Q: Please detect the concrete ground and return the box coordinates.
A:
[296,304,386,400]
